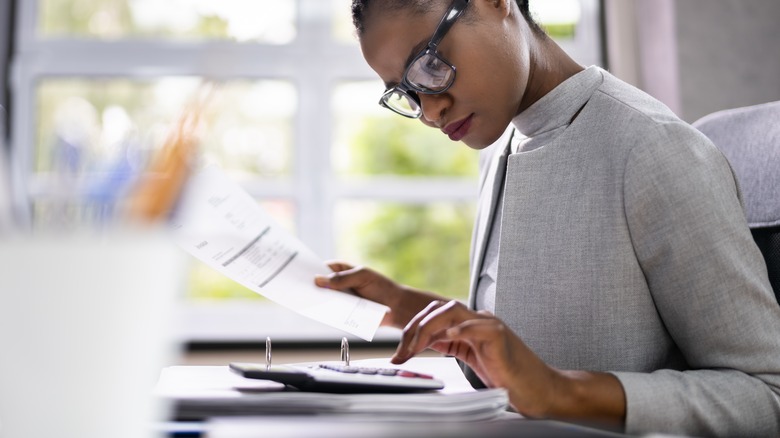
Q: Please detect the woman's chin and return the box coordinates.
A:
[462,130,506,151]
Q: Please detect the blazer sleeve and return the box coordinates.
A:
[613,121,780,437]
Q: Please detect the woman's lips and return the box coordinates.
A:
[443,114,474,141]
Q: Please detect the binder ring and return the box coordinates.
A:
[265,336,272,370]
[340,337,350,366]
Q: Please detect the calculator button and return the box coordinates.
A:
[377,369,398,376]
[357,368,378,375]
[318,364,362,373]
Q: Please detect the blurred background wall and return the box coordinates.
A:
[1,0,11,114]
[676,0,780,122]
[605,0,780,123]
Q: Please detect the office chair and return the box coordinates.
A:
[693,101,780,304]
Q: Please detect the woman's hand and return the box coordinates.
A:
[391,300,626,424]
[390,300,561,417]
[313,262,444,329]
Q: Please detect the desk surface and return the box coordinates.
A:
[162,416,627,438]
[158,359,629,438]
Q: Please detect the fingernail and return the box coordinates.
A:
[313,276,330,289]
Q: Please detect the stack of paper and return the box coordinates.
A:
[155,357,508,422]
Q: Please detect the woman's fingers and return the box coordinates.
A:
[313,264,400,313]
[314,262,455,332]
[392,300,483,364]
[325,261,354,273]
[389,300,561,418]
[392,300,447,362]
[314,264,367,291]
[392,304,516,387]
[427,337,496,388]
[445,317,508,344]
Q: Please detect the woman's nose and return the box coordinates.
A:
[418,93,451,127]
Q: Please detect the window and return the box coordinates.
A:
[534,0,602,67]
[10,0,602,342]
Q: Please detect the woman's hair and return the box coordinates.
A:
[351,0,545,36]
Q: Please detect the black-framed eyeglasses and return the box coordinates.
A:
[379,0,470,119]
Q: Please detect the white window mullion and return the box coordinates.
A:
[15,0,37,53]
[575,0,604,67]
[296,0,333,259]
[335,178,478,203]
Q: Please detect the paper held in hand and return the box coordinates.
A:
[170,165,388,341]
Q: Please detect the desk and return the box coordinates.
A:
[162,415,627,438]
[157,358,629,438]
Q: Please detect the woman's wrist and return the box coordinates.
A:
[548,370,627,427]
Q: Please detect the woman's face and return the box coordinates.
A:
[359,0,530,150]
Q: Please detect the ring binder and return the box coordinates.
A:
[261,336,351,367]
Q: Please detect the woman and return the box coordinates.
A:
[315,0,780,436]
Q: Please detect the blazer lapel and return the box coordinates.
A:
[468,130,514,308]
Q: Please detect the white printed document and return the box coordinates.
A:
[170,166,388,340]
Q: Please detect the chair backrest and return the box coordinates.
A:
[693,101,780,304]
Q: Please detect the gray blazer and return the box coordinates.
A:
[468,71,780,436]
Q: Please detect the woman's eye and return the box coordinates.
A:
[406,54,450,90]
[423,56,444,73]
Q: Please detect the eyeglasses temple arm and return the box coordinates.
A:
[427,0,470,50]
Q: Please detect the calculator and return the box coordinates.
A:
[229,362,445,393]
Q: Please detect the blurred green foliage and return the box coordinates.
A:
[543,23,577,40]
[341,117,477,300]
[189,263,259,300]
[39,0,134,37]
[347,116,477,177]
[352,203,474,300]
[39,0,231,39]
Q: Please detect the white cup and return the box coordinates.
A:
[0,230,185,438]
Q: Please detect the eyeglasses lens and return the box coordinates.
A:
[406,53,454,92]
[383,90,421,117]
